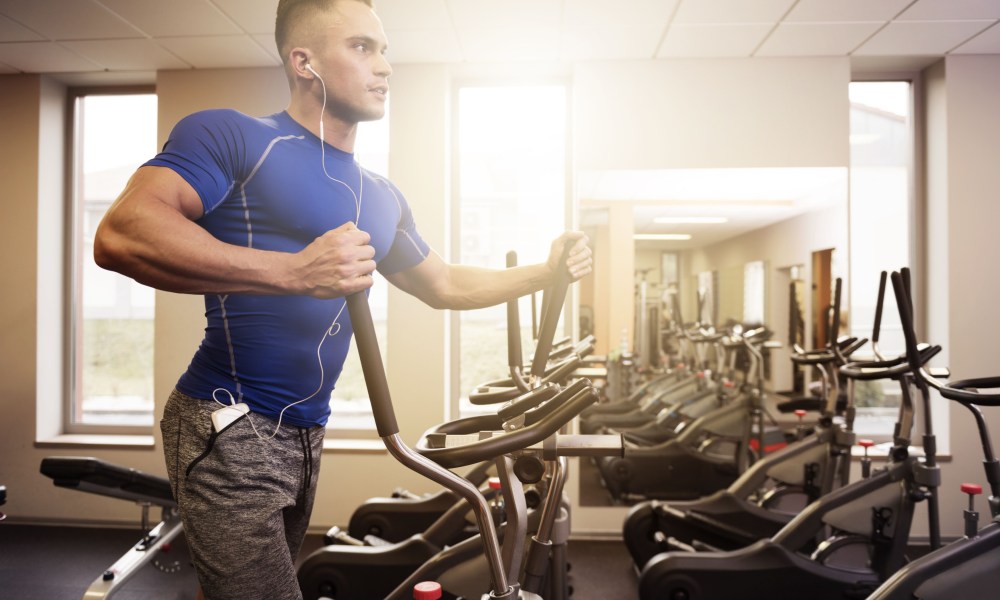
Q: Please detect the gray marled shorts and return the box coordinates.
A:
[160,389,325,600]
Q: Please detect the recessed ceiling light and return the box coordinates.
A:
[633,234,692,241]
[653,216,728,224]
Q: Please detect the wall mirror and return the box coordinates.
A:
[576,166,847,507]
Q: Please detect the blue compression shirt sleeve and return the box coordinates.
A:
[143,109,247,214]
[374,178,431,275]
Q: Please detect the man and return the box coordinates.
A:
[93,0,591,598]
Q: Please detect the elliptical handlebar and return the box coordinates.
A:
[506,252,522,366]
[346,291,518,598]
[829,278,850,364]
[416,379,598,469]
[871,271,888,358]
[469,244,579,406]
[891,270,923,376]
[840,344,941,381]
[531,242,575,379]
[469,354,583,406]
[506,251,529,393]
[937,377,1000,405]
[496,382,560,422]
[348,292,399,438]
[789,337,862,366]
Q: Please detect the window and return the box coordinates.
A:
[847,80,913,441]
[68,90,158,432]
[452,85,568,417]
[743,261,765,325]
[326,106,390,433]
[66,91,387,435]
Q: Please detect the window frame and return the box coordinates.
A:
[846,74,944,451]
[63,86,157,436]
[446,78,574,420]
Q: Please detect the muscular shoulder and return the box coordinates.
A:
[151,110,297,214]
[362,169,400,195]
[169,109,284,145]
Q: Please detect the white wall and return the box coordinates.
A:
[926,54,1000,537]
[574,57,850,170]
[681,202,849,388]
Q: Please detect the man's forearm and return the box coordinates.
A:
[95,202,301,296]
[428,262,555,310]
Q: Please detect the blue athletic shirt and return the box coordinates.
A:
[145,109,430,428]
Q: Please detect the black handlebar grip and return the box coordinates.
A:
[890,271,921,373]
[830,277,845,361]
[901,267,913,315]
[696,288,706,324]
[530,292,538,341]
[531,242,575,378]
[506,251,523,370]
[788,282,797,347]
[345,292,399,437]
[831,278,842,338]
[872,271,887,343]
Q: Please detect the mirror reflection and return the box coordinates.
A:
[577,167,848,507]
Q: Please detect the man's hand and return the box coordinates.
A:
[547,231,593,282]
[292,222,376,298]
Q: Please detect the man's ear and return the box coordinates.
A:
[290,48,314,79]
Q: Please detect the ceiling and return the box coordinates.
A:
[1,0,999,84]
[2,0,996,250]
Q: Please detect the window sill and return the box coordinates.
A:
[35,434,155,450]
[850,443,951,462]
[322,438,386,453]
[33,435,388,453]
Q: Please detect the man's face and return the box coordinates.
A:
[310,1,391,124]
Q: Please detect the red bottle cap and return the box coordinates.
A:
[413,581,442,600]
[961,483,983,496]
[488,477,502,490]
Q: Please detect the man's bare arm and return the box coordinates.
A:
[386,232,592,310]
[94,166,375,298]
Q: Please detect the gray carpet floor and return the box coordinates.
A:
[0,523,636,599]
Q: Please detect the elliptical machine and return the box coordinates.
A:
[867,269,1000,599]
[621,277,872,568]
[324,251,586,549]
[310,276,624,599]
[592,319,785,504]
[636,271,944,600]
[297,249,610,599]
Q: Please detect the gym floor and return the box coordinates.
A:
[0,523,637,599]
